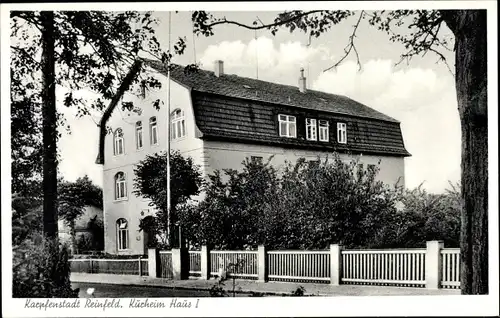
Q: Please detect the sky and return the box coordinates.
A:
[57,10,460,194]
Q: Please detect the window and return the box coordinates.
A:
[114,172,127,200]
[149,117,158,145]
[319,120,329,142]
[306,118,317,141]
[278,114,296,138]
[113,128,124,155]
[135,121,143,150]
[116,218,129,250]
[171,109,186,140]
[337,122,347,144]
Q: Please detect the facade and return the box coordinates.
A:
[96,60,410,255]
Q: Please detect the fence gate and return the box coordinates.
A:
[159,251,173,279]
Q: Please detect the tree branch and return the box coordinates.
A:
[11,46,40,67]
[324,11,364,72]
[204,10,324,31]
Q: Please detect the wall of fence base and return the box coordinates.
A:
[148,248,160,278]
[330,244,343,285]
[425,240,444,289]
[258,245,268,282]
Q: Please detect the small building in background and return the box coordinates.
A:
[58,204,104,254]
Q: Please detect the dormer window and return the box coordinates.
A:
[337,122,347,144]
[113,128,124,155]
[306,118,317,141]
[319,120,329,142]
[171,109,186,140]
[278,114,296,138]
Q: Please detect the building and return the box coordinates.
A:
[58,205,104,253]
[96,59,411,255]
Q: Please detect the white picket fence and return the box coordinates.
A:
[74,242,461,290]
[341,249,426,287]
[441,248,460,289]
[209,250,259,279]
[268,250,331,283]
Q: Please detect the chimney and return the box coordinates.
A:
[298,67,306,93]
[214,60,224,77]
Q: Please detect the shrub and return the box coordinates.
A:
[179,154,395,250]
[13,233,79,298]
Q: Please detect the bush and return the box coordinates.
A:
[13,233,79,298]
[179,154,396,250]
[368,183,461,248]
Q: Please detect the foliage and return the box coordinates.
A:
[290,286,306,296]
[180,154,395,250]
[369,182,461,248]
[133,151,204,246]
[209,280,227,297]
[86,215,105,251]
[13,233,79,298]
[10,11,183,116]
[12,194,43,247]
[58,175,103,225]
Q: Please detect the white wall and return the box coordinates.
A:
[203,140,405,187]
[103,70,204,255]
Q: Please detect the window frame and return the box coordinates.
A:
[337,122,347,144]
[113,128,125,156]
[116,218,129,251]
[171,109,186,140]
[114,172,127,201]
[135,121,143,150]
[318,120,329,142]
[278,114,297,138]
[305,118,317,141]
[149,116,158,146]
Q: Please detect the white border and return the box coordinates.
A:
[1,1,498,317]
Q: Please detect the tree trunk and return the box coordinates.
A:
[446,10,488,295]
[40,11,58,240]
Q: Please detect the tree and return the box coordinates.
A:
[11,11,185,239]
[133,151,204,247]
[58,175,103,254]
[189,9,488,295]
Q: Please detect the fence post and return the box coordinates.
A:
[200,245,211,280]
[425,240,444,289]
[148,248,160,278]
[172,248,189,280]
[330,244,343,285]
[257,245,267,282]
[138,256,142,276]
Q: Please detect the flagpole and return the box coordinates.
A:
[166,11,172,247]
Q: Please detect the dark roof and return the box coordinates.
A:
[144,59,399,123]
[96,59,410,165]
